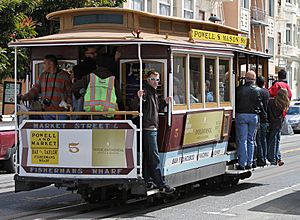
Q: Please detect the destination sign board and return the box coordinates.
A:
[191,29,247,46]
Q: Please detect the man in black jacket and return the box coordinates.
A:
[235,70,261,170]
[137,71,175,194]
[255,76,269,167]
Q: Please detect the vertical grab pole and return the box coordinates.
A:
[168,53,173,127]
[14,47,18,169]
[138,43,143,178]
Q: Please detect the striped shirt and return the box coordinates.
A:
[25,69,72,111]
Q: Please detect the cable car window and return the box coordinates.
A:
[190,57,202,104]
[32,60,77,84]
[173,56,186,105]
[121,61,164,110]
[205,58,216,103]
[219,60,230,102]
[74,14,124,26]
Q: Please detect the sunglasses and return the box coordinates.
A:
[148,77,160,82]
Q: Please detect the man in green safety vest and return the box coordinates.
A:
[83,73,118,116]
[72,46,122,119]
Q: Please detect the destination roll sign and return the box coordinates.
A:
[191,29,247,46]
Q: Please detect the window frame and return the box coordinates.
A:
[158,0,172,16]
[173,54,188,110]
[172,53,233,112]
[286,23,292,45]
[183,0,195,19]
[219,58,231,105]
[189,55,204,109]
[132,0,145,11]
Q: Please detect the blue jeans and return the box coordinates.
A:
[235,113,258,167]
[72,95,84,120]
[142,130,166,188]
[267,129,281,164]
[256,122,268,165]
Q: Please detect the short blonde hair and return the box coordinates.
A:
[245,70,256,82]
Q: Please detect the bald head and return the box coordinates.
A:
[245,70,256,83]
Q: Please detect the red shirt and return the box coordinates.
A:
[268,81,292,100]
[268,81,292,117]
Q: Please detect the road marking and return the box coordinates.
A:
[25,192,71,201]
[207,183,300,216]
[281,147,300,154]
[203,211,237,217]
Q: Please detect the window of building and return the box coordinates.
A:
[132,0,144,10]
[190,57,202,105]
[240,0,249,8]
[269,0,274,17]
[132,0,152,11]
[205,58,216,103]
[219,60,230,102]
[173,56,186,105]
[183,0,194,19]
[286,24,292,45]
[159,0,171,16]
[297,27,300,47]
[173,0,177,17]
[198,10,205,20]
[286,0,291,3]
[268,37,275,56]
[293,24,296,46]
[147,0,152,12]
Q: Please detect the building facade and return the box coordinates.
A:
[275,0,300,98]
[123,0,300,98]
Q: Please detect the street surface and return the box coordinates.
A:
[0,134,300,220]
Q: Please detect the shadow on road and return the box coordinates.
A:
[124,182,265,219]
[249,190,300,216]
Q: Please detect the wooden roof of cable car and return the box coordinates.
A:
[6,7,271,58]
[9,7,247,46]
[46,7,245,34]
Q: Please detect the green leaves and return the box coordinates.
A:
[0,0,127,80]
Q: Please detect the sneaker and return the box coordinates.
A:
[146,182,156,190]
[236,165,245,170]
[252,162,257,168]
[159,185,175,194]
[245,165,252,170]
[278,160,284,166]
[257,163,266,167]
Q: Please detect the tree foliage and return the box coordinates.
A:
[0,0,126,80]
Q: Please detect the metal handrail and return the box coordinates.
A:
[16,111,140,119]
[17,111,139,115]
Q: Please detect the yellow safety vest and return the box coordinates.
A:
[83,74,117,113]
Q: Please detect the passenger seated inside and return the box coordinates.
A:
[173,78,185,104]
[205,80,214,102]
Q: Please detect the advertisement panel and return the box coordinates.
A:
[19,120,137,178]
[183,110,224,147]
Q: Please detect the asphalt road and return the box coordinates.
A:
[112,134,300,220]
[0,134,299,220]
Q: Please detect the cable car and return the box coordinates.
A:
[9,7,271,202]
